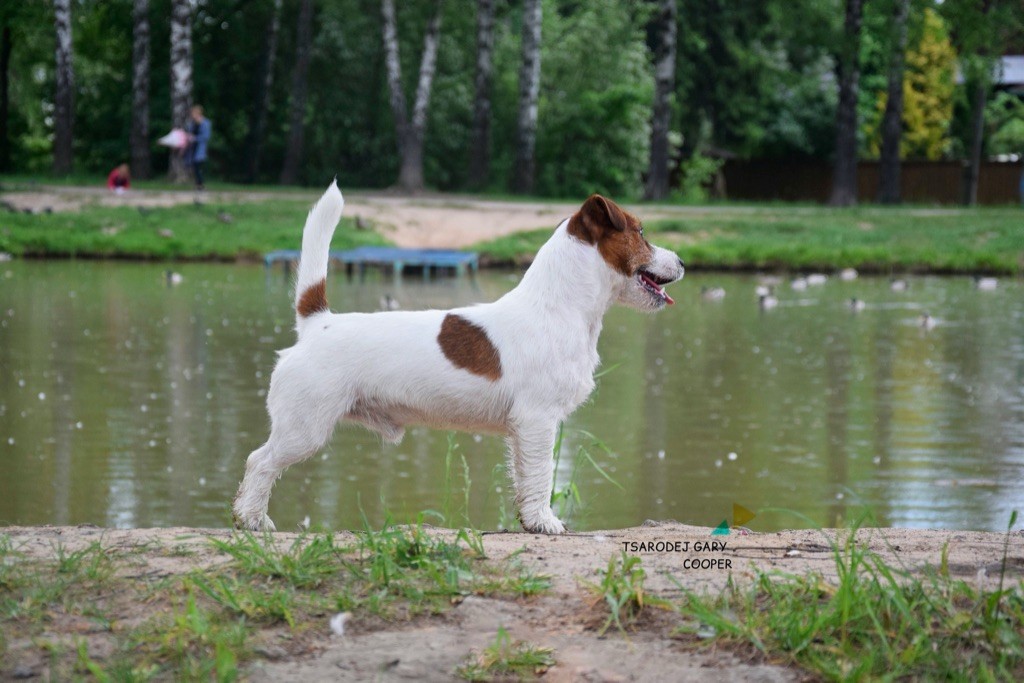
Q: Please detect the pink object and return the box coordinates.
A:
[157,128,188,149]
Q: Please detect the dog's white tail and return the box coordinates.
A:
[294,181,344,333]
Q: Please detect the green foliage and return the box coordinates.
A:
[2,0,1020,194]
[675,154,723,202]
[986,91,1024,157]
[455,626,555,681]
[676,515,1024,680]
[677,0,839,160]
[864,7,956,160]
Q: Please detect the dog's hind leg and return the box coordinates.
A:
[507,419,566,534]
[232,402,338,532]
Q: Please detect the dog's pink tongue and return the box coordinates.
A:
[664,292,675,305]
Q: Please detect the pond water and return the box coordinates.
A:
[1,261,1022,533]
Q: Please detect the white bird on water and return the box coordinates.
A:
[890,278,908,292]
[701,286,726,301]
[848,298,866,312]
[839,268,858,281]
[974,276,997,291]
[759,293,779,310]
[919,313,936,330]
[807,273,828,286]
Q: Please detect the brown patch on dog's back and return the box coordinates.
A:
[567,194,653,276]
[438,314,502,381]
[297,279,328,317]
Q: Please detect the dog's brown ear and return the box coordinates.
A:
[569,194,628,244]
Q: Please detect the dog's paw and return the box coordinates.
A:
[233,511,277,533]
[521,510,566,535]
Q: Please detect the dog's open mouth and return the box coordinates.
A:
[638,269,674,305]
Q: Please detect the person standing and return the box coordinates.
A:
[187,105,211,190]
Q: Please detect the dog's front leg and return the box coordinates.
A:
[507,419,566,534]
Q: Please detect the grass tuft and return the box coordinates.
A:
[585,552,667,635]
[676,517,1024,680]
[455,626,555,681]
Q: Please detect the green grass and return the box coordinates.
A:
[475,204,1024,274]
[455,626,555,681]
[675,514,1024,681]
[0,198,387,260]
[1,526,550,679]
[585,551,667,636]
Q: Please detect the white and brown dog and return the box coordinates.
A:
[232,183,684,534]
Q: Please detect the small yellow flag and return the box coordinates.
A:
[733,503,756,527]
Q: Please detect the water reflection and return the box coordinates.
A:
[0,261,1021,532]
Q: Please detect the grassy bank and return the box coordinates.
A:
[476,205,1024,274]
[0,525,549,680]
[0,198,386,260]
[3,524,1021,681]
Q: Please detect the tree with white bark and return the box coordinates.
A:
[169,0,193,183]
[512,0,541,194]
[52,0,74,175]
[381,0,444,193]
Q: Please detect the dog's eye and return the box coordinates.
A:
[639,227,644,237]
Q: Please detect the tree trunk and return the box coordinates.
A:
[52,0,75,175]
[382,0,443,193]
[877,0,910,204]
[468,0,495,190]
[0,24,12,172]
[169,0,193,183]
[963,81,986,206]
[960,0,993,206]
[279,0,313,185]
[131,0,152,180]
[643,0,677,201]
[512,0,541,195]
[828,0,863,207]
[245,0,282,183]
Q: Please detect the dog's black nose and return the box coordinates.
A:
[678,257,685,269]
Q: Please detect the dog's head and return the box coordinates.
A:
[567,194,684,312]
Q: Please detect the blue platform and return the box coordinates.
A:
[264,247,478,277]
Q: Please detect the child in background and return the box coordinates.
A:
[107,163,131,194]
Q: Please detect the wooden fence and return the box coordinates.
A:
[721,159,1024,205]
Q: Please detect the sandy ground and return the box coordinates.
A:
[3,522,1021,681]
[1,184,702,250]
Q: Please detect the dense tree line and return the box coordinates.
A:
[0,0,1021,203]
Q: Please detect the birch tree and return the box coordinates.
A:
[169,0,193,183]
[52,0,74,175]
[131,0,151,179]
[280,0,313,185]
[245,0,282,183]
[468,0,495,190]
[512,0,541,194]
[877,0,910,204]
[381,0,443,192]
[643,0,677,201]
[828,0,863,207]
